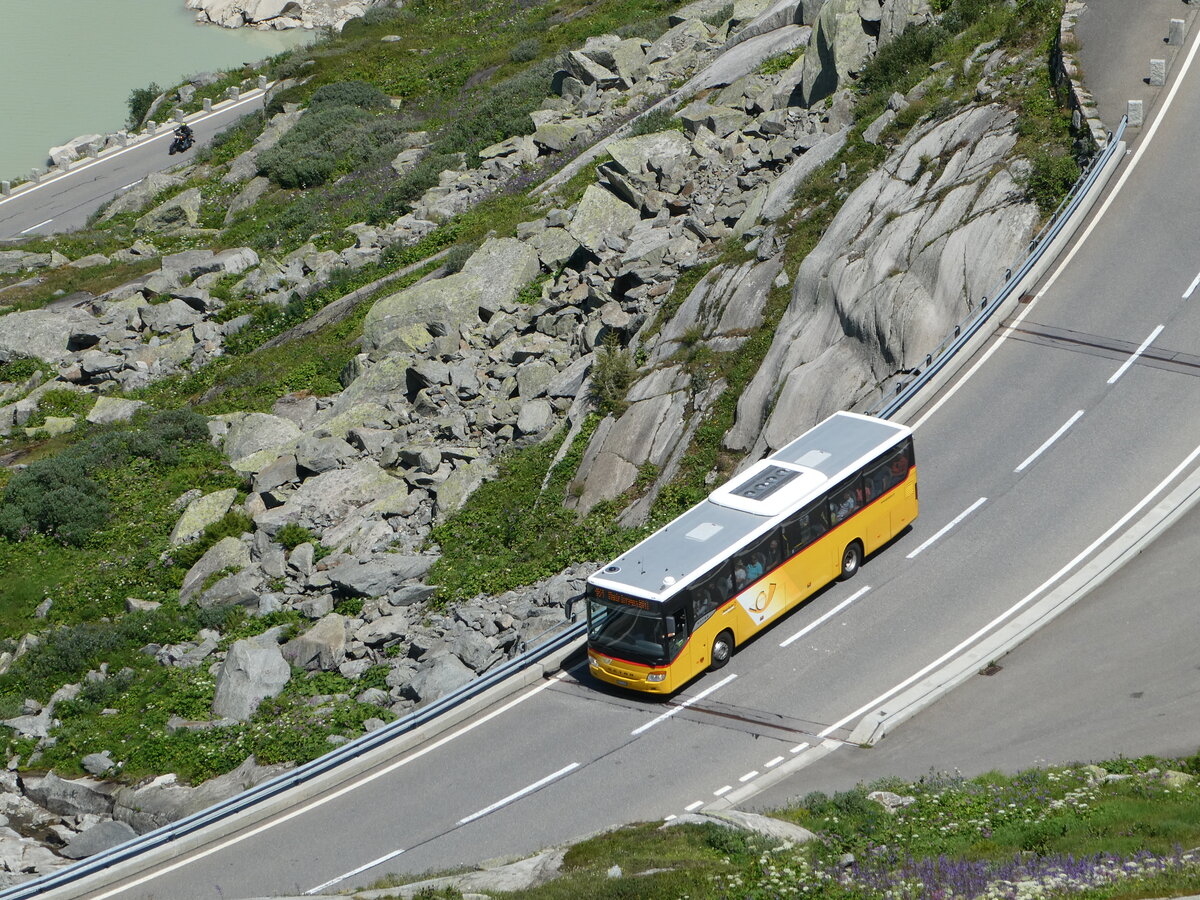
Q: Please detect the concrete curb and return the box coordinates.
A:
[40,637,585,900]
[846,463,1200,745]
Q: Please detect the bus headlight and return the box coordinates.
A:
[646,672,666,682]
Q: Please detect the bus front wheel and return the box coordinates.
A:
[710,630,734,670]
[839,541,863,581]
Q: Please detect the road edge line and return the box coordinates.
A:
[846,463,1200,746]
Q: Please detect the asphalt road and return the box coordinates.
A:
[750,494,1200,807]
[0,89,268,241]
[35,6,1200,900]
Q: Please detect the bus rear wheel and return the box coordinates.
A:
[710,630,734,670]
[839,541,863,581]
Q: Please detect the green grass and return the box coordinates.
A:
[367,756,1200,900]
[427,416,644,602]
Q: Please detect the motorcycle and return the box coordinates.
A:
[168,131,194,155]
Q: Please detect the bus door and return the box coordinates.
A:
[688,564,732,671]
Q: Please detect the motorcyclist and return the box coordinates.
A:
[175,123,193,144]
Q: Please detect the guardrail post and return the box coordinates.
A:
[172,109,185,122]
[1150,59,1166,86]
[1128,99,1144,126]
[1169,18,1186,45]
[227,86,240,101]
[87,145,99,159]
[258,74,267,89]
[147,119,157,134]
[30,169,41,184]
[203,97,213,112]
[1,182,9,196]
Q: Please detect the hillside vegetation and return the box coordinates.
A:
[366,754,1200,900]
[0,0,1080,839]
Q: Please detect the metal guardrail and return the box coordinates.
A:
[872,116,1128,420]
[0,619,586,900]
[2,116,1129,900]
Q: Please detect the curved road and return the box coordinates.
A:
[0,89,267,241]
[32,5,1200,899]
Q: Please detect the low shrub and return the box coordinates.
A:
[275,523,320,551]
[590,335,636,417]
[0,456,110,547]
[630,106,682,136]
[440,242,478,274]
[1025,150,1080,212]
[0,409,210,547]
[308,79,392,111]
[258,105,405,189]
[169,510,254,572]
[127,81,161,129]
[510,38,542,63]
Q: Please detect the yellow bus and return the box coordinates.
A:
[585,411,917,694]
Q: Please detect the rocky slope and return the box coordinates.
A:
[0,0,1085,882]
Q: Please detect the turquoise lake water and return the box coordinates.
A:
[0,0,312,181]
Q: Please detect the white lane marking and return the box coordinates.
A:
[120,178,144,191]
[1107,324,1163,384]
[630,673,737,736]
[17,218,52,234]
[905,498,987,559]
[664,814,677,821]
[713,785,733,796]
[0,89,268,208]
[738,770,759,783]
[790,742,810,754]
[819,437,1200,739]
[458,762,580,826]
[1184,271,1200,300]
[304,847,406,895]
[87,670,572,899]
[1015,410,1085,473]
[779,586,871,647]
[910,24,1200,433]
[685,800,705,812]
[764,756,784,768]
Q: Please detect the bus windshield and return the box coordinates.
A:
[587,598,669,666]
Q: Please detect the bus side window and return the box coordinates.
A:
[784,502,828,554]
[828,480,861,524]
[692,564,730,626]
[733,532,780,587]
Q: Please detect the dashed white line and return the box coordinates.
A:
[738,770,759,783]
[1014,410,1085,473]
[120,178,144,191]
[631,672,737,736]
[304,847,405,895]
[685,800,705,812]
[790,742,810,754]
[1107,324,1163,384]
[818,436,1200,741]
[764,756,784,768]
[664,814,677,821]
[713,785,733,797]
[905,497,987,559]
[85,671,573,900]
[1184,271,1200,300]
[458,762,580,825]
[779,586,870,648]
[17,218,52,234]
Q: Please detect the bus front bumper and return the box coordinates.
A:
[588,652,673,693]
